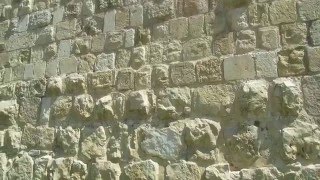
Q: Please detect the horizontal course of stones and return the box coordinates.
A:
[0,0,320,179]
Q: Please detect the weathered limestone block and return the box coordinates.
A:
[224,54,255,81]
[157,87,191,119]
[116,68,135,91]
[128,90,153,117]
[95,93,126,121]
[57,39,73,57]
[82,0,96,17]
[280,23,307,48]
[166,40,182,62]
[0,100,18,127]
[269,0,297,25]
[49,157,73,180]
[135,65,152,90]
[7,152,33,180]
[46,76,64,96]
[152,64,169,88]
[213,33,234,56]
[51,96,72,123]
[22,124,55,150]
[88,70,115,93]
[310,20,320,46]
[170,61,196,86]
[6,31,36,51]
[188,14,204,38]
[282,121,320,162]
[166,161,201,180]
[29,9,51,29]
[302,75,320,116]
[183,37,212,61]
[56,127,80,156]
[0,153,6,180]
[71,160,88,179]
[59,56,79,75]
[278,47,306,76]
[307,46,320,73]
[248,3,269,27]
[140,127,185,161]
[227,7,249,31]
[183,0,208,16]
[129,5,143,27]
[195,57,222,83]
[64,73,86,94]
[193,85,235,116]
[90,161,121,180]
[124,160,159,180]
[105,31,124,51]
[238,80,269,117]
[73,37,91,55]
[297,0,320,21]
[236,30,256,54]
[98,0,123,9]
[254,51,278,78]
[144,0,175,22]
[257,26,280,50]
[169,17,188,39]
[184,119,221,165]
[240,167,283,180]
[273,78,302,116]
[18,97,41,125]
[225,125,260,169]
[205,163,231,180]
[131,46,146,69]
[80,126,107,161]
[96,53,115,71]
[34,155,52,180]
[73,94,94,119]
[55,19,80,40]
[92,33,106,53]
[4,127,22,152]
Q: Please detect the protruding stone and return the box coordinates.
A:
[127,90,152,117]
[90,161,121,180]
[21,124,55,150]
[56,127,81,156]
[64,73,86,94]
[18,97,41,126]
[278,47,306,77]
[7,153,33,180]
[0,100,18,127]
[269,0,297,25]
[73,94,94,119]
[95,93,126,121]
[166,161,201,180]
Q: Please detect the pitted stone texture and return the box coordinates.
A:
[170,61,196,86]
[307,46,320,73]
[73,94,94,119]
[310,20,320,46]
[166,161,201,180]
[278,47,306,77]
[22,124,55,150]
[0,100,18,127]
[298,0,320,21]
[269,0,297,25]
[205,164,231,180]
[7,152,34,180]
[95,92,126,121]
[56,127,80,156]
[302,75,320,116]
[140,127,185,161]
[124,160,159,180]
[90,160,121,180]
[80,126,107,161]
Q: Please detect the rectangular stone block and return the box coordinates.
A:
[280,23,307,48]
[257,26,280,50]
[170,61,196,86]
[116,68,135,91]
[45,60,59,77]
[95,53,115,71]
[188,14,204,38]
[310,20,320,46]
[92,33,106,53]
[6,32,36,51]
[35,26,55,45]
[269,0,297,25]
[88,70,115,92]
[56,19,79,40]
[59,56,78,75]
[24,64,34,80]
[183,37,212,61]
[307,46,320,73]
[104,10,116,33]
[169,17,188,39]
[298,0,320,21]
[254,51,278,78]
[57,39,72,58]
[195,57,222,83]
[223,54,255,81]
[29,9,51,29]
[129,5,143,27]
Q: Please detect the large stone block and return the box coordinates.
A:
[307,46,320,73]
[195,57,222,83]
[124,160,159,180]
[297,0,320,21]
[269,0,297,25]
[170,62,196,86]
[302,75,320,116]
[280,23,307,48]
[183,37,212,61]
[310,20,320,46]
[21,124,55,150]
[223,54,256,81]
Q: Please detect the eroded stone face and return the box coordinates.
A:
[1,0,320,177]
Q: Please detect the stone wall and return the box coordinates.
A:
[0,0,320,179]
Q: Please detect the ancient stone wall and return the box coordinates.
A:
[0,0,320,179]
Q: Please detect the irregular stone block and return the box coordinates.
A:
[95,93,126,121]
[0,100,18,127]
[29,9,51,29]
[257,26,280,50]
[6,32,36,51]
[183,0,208,16]
[189,14,204,38]
[22,124,55,150]
[152,64,169,88]
[240,167,283,180]
[116,68,135,91]
[34,155,52,180]
[73,94,94,120]
[227,7,249,31]
[18,97,41,126]
[141,127,185,160]
[205,164,231,180]
[269,0,297,25]
[166,161,201,180]
[214,33,235,56]
[115,8,129,30]
[49,158,73,180]
[129,5,143,27]
[297,0,320,21]
[224,54,255,81]
[124,160,159,180]
[183,37,212,61]
[196,57,222,83]
[280,23,307,48]
[170,61,196,86]
[51,96,72,123]
[57,126,81,156]
[7,153,33,180]
[88,70,115,93]
[236,30,256,54]
[81,126,107,161]
[105,31,123,51]
[192,85,235,116]
[91,33,106,53]
[248,3,269,27]
[278,47,306,76]
[96,53,115,71]
[90,161,121,180]
[64,73,86,94]
[131,46,146,69]
[128,90,152,117]
[135,65,151,90]
[144,0,175,22]
[56,19,80,40]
